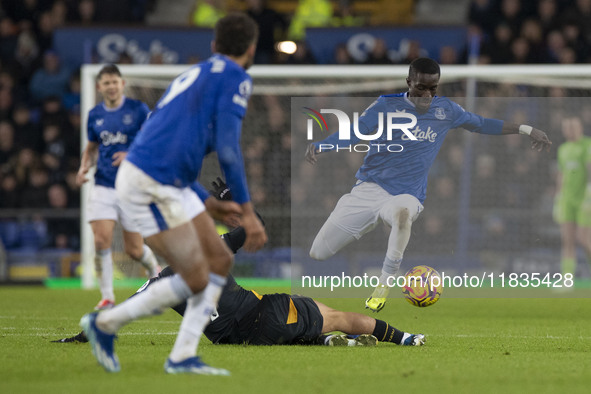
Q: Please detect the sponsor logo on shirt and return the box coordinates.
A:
[96,119,104,126]
[401,126,438,142]
[100,130,128,146]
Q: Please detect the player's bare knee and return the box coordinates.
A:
[395,207,411,230]
[179,263,209,293]
[309,244,329,260]
[310,234,332,260]
[94,237,110,251]
[209,249,234,276]
[124,243,144,260]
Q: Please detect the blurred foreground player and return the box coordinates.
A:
[80,13,267,376]
[306,57,552,312]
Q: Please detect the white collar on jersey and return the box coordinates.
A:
[403,91,415,107]
[102,96,127,112]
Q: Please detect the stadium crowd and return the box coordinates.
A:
[0,0,588,271]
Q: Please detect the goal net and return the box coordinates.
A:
[80,64,591,290]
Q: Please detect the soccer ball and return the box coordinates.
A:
[402,265,443,307]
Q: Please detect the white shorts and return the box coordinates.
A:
[115,160,205,238]
[87,184,139,232]
[326,181,424,238]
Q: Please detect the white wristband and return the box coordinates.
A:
[519,125,533,136]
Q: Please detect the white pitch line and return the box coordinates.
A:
[1,331,180,337]
[2,330,590,341]
[445,334,591,340]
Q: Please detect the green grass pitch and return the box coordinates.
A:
[1,285,590,394]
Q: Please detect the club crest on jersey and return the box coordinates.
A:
[233,80,252,108]
[434,107,446,120]
[122,114,133,125]
[96,118,104,126]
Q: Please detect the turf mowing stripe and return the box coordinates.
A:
[44,277,291,289]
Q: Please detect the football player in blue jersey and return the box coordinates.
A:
[305,58,552,312]
[77,64,160,311]
[80,13,267,376]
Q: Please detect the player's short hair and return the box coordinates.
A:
[214,13,259,57]
[96,64,122,81]
[408,58,441,78]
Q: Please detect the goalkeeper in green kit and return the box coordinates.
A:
[553,116,591,278]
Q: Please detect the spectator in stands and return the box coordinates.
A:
[1,0,46,29]
[0,87,14,120]
[246,0,287,64]
[34,11,55,53]
[479,213,513,251]
[400,40,423,64]
[0,17,19,65]
[416,214,451,255]
[41,121,66,168]
[331,0,365,27]
[498,0,524,35]
[51,0,68,27]
[285,41,317,64]
[93,0,138,23]
[46,183,78,249]
[41,95,68,127]
[29,51,70,103]
[191,0,225,28]
[21,165,50,208]
[509,37,532,64]
[484,23,513,63]
[62,70,80,112]
[536,0,559,37]
[288,0,333,41]
[545,30,566,63]
[520,18,545,63]
[438,46,458,65]
[565,0,591,39]
[10,148,37,189]
[63,167,80,208]
[560,17,588,63]
[558,47,577,64]
[471,154,500,209]
[364,38,392,65]
[12,104,42,152]
[428,176,458,212]
[0,173,20,208]
[67,0,97,24]
[468,0,498,36]
[0,120,17,165]
[13,26,40,84]
[333,43,354,64]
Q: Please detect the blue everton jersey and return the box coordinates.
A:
[126,54,252,204]
[314,93,503,203]
[87,97,150,188]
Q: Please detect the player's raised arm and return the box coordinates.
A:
[449,101,552,152]
[501,122,552,152]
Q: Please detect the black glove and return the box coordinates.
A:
[209,177,232,201]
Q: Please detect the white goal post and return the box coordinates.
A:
[80,63,591,289]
